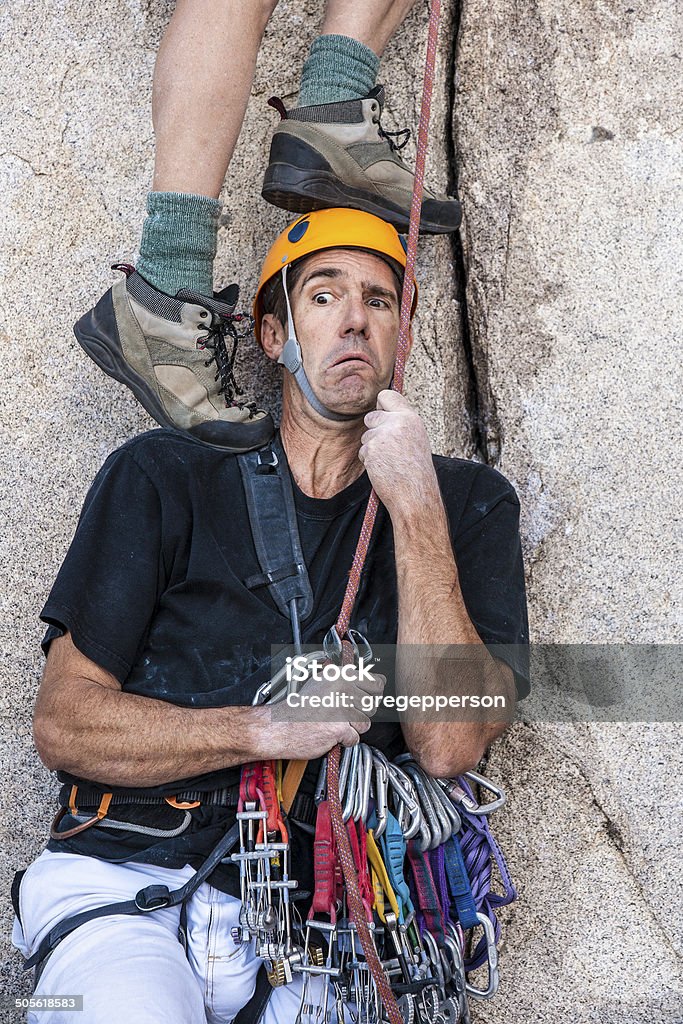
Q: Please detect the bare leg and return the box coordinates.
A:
[320,0,419,57]
[152,0,280,197]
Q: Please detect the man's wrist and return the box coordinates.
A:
[209,704,274,764]
[238,704,273,761]
[390,484,448,538]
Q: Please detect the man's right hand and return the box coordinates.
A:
[35,632,386,787]
[263,664,386,760]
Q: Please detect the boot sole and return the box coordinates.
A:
[74,290,275,452]
[262,163,461,235]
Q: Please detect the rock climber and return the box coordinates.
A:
[12,208,529,1023]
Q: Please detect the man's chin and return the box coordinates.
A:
[320,367,391,412]
[321,382,379,416]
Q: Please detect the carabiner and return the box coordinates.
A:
[338,745,353,803]
[347,628,373,664]
[251,670,285,706]
[399,763,434,852]
[464,912,499,1000]
[353,743,373,824]
[446,922,471,1024]
[371,750,389,840]
[463,770,506,815]
[323,626,343,665]
[342,743,361,822]
[386,762,422,841]
[252,649,326,705]
[429,777,462,836]
[421,929,446,996]
[443,931,463,984]
[438,772,506,816]
[396,758,453,850]
[425,770,460,846]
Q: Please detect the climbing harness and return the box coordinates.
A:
[22,819,242,973]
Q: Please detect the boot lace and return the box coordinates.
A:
[377,124,411,152]
[198,314,257,415]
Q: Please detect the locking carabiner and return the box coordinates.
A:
[438,771,506,816]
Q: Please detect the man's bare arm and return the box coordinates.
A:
[360,390,515,778]
[33,632,376,787]
[392,497,515,778]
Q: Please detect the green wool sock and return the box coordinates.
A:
[136,191,221,297]
[297,34,380,107]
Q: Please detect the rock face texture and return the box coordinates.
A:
[1,1,681,1019]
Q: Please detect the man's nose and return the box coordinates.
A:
[341,293,369,335]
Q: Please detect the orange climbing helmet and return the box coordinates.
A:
[253,208,418,342]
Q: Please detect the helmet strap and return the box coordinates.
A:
[277,265,357,423]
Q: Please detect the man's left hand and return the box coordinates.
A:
[359,390,441,520]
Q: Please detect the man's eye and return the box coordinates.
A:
[368,298,388,309]
[313,292,332,305]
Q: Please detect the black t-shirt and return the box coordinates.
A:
[40,428,529,893]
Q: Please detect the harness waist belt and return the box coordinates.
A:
[57,784,242,809]
[57,784,317,824]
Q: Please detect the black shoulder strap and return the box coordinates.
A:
[237,435,314,623]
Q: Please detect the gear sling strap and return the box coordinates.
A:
[19,434,314,1018]
[238,433,314,646]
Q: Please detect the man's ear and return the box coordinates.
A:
[260,313,287,362]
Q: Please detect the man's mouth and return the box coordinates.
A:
[331,351,373,368]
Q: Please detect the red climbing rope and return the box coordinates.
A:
[326,4,443,1021]
[335,0,441,640]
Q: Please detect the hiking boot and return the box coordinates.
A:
[74,266,275,450]
[262,86,461,235]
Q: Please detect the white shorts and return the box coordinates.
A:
[12,849,332,1024]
